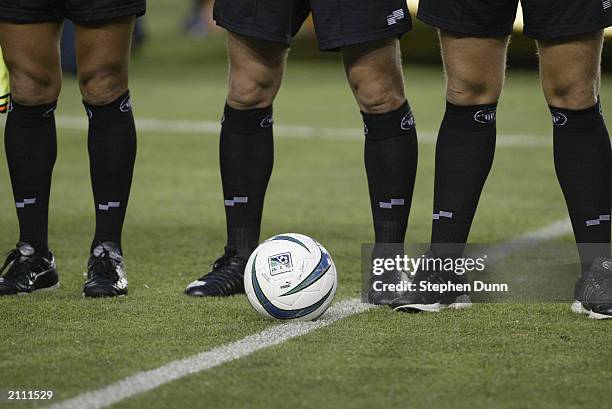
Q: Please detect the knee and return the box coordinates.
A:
[7,66,61,106]
[542,78,598,109]
[79,64,128,105]
[227,69,281,110]
[446,76,502,106]
[348,74,405,114]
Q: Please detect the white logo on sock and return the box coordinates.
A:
[260,115,273,128]
[551,112,568,126]
[474,108,496,124]
[119,95,132,112]
[43,105,57,117]
[401,111,415,130]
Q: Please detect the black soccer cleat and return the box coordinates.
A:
[184,247,249,297]
[84,242,128,298]
[367,244,405,305]
[0,242,59,296]
[390,254,471,313]
[572,258,612,320]
[367,274,402,305]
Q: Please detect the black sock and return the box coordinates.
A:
[550,101,611,270]
[362,101,418,243]
[430,101,497,257]
[220,104,274,253]
[84,91,137,253]
[4,100,57,255]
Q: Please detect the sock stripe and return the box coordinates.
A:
[224,197,249,207]
[379,198,405,209]
[586,214,611,226]
[98,202,121,211]
[433,211,454,220]
[15,198,37,208]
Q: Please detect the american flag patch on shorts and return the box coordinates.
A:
[387,9,405,26]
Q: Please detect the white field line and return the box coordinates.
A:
[54,115,550,147]
[47,299,374,409]
[48,218,572,409]
[479,219,573,263]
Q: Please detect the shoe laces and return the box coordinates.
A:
[591,269,612,293]
[0,248,38,280]
[89,246,120,281]
[199,248,247,284]
[411,264,439,284]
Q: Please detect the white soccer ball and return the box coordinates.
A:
[244,233,337,321]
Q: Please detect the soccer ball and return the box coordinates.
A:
[244,233,337,321]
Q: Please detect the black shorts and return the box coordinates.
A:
[418,0,612,40]
[0,0,146,23]
[213,0,412,51]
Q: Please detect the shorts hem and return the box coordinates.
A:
[417,11,513,37]
[0,3,145,23]
[318,22,412,51]
[68,4,146,23]
[214,16,291,46]
[524,16,612,40]
[0,9,63,23]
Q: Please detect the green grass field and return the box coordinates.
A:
[1,1,611,408]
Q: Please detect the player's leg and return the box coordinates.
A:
[391,32,507,312]
[537,32,612,318]
[0,21,62,295]
[430,32,508,255]
[306,0,413,250]
[342,37,421,305]
[343,38,417,246]
[185,34,288,297]
[74,17,138,297]
[390,0,516,312]
[304,0,412,304]
[520,0,612,318]
[221,32,286,249]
